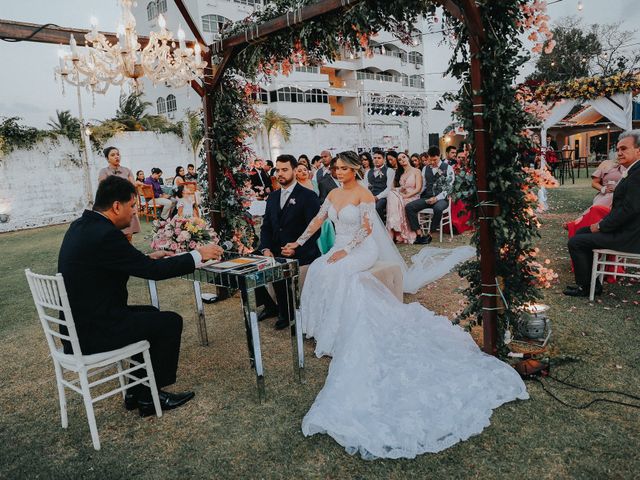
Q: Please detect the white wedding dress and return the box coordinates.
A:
[296,198,528,459]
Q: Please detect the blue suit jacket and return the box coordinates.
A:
[258,183,321,266]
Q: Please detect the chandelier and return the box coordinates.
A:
[55,0,206,95]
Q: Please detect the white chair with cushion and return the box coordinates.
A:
[25,269,162,450]
[417,197,453,242]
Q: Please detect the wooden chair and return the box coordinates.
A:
[137,184,163,222]
[575,156,589,178]
[25,269,162,450]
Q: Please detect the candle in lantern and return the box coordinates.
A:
[90,16,98,35]
[158,14,167,31]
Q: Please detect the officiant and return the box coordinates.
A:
[255,155,321,329]
[58,176,223,416]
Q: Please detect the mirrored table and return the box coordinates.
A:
[147,253,304,402]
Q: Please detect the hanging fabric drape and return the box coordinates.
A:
[590,92,633,131]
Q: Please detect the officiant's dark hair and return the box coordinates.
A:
[276,154,298,169]
[93,176,136,212]
[103,146,118,158]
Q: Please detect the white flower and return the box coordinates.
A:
[289,198,296,205]
[621,170,628,179]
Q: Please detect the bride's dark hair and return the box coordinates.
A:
[337,150,364,180]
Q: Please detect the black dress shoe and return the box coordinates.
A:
[257,307,278,322]
[138,390,195,417]
[274,315,291,330]
[415,235,432,245]
[124,391,137,411]
[562,284,602,297]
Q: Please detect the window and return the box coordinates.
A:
[277,87,304,103]
[147,1,158,21]
[201,14,230,34]
[408,51,423,65]
[409,75,423,88]
[157,0,167,13]
[251,88,269,104]
[166,94,177,113]
[156,97,166,114]
[295,66,320,74]
[305,89,328,104]
[234,0,262,5]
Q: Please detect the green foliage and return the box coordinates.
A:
[184,109,205,164]
[0,116,53,157]
[443,1,544,354]
[262,109,291,159]
[47,110,81,143]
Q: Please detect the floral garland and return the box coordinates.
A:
[202,0,558,355]
[534,72,640,102]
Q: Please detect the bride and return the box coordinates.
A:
[283,151,528,459]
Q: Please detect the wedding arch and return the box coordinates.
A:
[0,1,556,356]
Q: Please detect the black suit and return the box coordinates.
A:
[256,183,321,319]
[250,168,272,197]
[568,160,640,286]
[318,174,339,204]
[58,210,196,388]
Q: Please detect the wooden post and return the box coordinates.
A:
[460,1,498,355]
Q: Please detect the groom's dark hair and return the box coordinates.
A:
[93,176,136,212]
[276,154,297,169]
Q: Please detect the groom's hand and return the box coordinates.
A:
[282,242,299,257]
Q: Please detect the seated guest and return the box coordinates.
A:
[318,157,341,203]
[367,150,394,220]
[298,154,310,169]
[296,163,318,194]
[185,163,198,181]
[265,160,275,177]
[386,152,423,243]
[386,150,399,170]
[315,150,333,184]
[144,168,175,220]
[564,131,640,297]
[174,166,186,187]
[359,152,372,187]
[405,146,454,244]
[310,155,322,177]
[410,153,421,168]
[445,145,458,166]
[175,185,199,218]
[455,151,469,171]
[135,170,146,187]
[58,176,223,415]
[250,160,272,199]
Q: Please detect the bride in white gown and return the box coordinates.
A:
[283,151,528,459]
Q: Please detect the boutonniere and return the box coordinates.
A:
[621,170,628,179]
[288,198,296,205]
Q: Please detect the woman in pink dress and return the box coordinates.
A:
[386,152,423,243]
[590,159,626,208]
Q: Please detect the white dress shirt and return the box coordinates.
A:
[372,167,395,200]
[421,161,455,200]
[280,181,297,209]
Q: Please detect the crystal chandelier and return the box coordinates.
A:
[55,0,206,95]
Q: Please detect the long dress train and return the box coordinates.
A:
[297,198,528,459]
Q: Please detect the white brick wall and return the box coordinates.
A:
[0,132,192,232]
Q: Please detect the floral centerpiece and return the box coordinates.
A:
[151,216,218,253]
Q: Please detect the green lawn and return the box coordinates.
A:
[1,179,639,479]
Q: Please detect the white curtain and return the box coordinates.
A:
[590,92,633,131]
[538,100,576,211]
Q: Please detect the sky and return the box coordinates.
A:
[1,0,639,129]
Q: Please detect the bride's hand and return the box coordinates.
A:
[328,249,347,264]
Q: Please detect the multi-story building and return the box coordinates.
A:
[134,0,430,158]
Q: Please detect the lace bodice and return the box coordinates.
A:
[297,199,375,253]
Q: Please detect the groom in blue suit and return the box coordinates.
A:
[256,154,321,328]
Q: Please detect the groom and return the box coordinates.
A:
[255,154,321,329]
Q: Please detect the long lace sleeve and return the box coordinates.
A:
[343,202,375,253]
[296,198,331,246]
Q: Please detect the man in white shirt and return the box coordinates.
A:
[406,146,454,244]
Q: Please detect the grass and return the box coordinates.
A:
[1,179,639,479]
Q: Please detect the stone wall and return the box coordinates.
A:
[0,132,192,232]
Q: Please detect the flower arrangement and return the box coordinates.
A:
[534,72,640,102]
[150,216,218,253]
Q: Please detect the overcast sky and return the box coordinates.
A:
[1,0,638,128]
